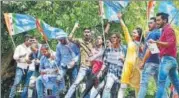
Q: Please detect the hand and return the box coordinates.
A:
[89,53,93,57]
[119,54,125,61]
[117,12,122,19]
[97,70,103,78]
[50,55,55,60]
[55,69,59,73]
[74,22,80,29]
[139,61,145,69]
[35,59,40,63]
[26,59,32,64]
[68,61,75,68]
[148,39,156,43]
[19,54,27,58]
[40,72,46,75]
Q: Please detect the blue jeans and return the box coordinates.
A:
[66,65,78,98]
[21,70,34,98]
[67,65,78,85]
[102,73,119,98]
[65,66,91,98]
[138,63,159,98]
[28,71,40,98]
[9,67,30,98]
[156,56,179,98]
[36,75,60,98]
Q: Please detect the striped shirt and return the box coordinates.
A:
[104,45,126,78]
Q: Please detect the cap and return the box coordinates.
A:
[56,32,68,40]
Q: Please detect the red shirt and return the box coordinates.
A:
[159,24,177,58]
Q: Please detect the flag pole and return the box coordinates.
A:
[101,16,106,48]
[10,35,16,49]
[170,10,179,25]
[99,0,106,48]
[36,19,61,73]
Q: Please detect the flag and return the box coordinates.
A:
[36,19,67,40]
[4,13,36,35]
[100,1,129,22]
[158,1,179,26]
[147,0,156,20]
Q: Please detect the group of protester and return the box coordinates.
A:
[9,12,179,98]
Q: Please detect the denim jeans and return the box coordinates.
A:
[138,63,159,98]
[21,70,34,98]
[66,65,79,86]
[28,71,40,98]
[102,73,119,98]
[90,80,105,98]
[156,56,179,98]
[67,65,78,98]
[36,75,59,98]
[65,66,91,98]
[9,67,29,98]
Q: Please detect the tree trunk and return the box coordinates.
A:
[1,50,16,97]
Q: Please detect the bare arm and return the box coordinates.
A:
[117,13,132,44]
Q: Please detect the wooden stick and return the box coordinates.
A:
[101,17,106,48]
[170,10,179,25]
[10,35,16,49]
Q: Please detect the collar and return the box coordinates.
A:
[22,43,29,48]
[162,23,170,32]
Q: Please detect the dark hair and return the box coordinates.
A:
[136,27,142,38]
[110,33,121,43]
[150,17,156,22]
[83,27,91,31]
[136,27,144,42]
[96,35,104,46]
[24,34,32,42]
[156,12,169,23]
[32,36,37,39]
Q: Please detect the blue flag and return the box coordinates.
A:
[37,19,67,40]
[158,1,179,26]
[4,13,36,35]
[102,1,129,22]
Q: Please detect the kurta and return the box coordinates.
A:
[120,23,141,89]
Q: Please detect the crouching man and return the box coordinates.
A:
[36,44,59,98]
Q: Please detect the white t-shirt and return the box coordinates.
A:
[13,43,31,69]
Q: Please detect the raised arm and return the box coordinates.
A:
[69,22,79,39]
[117,13,132,44]
[89,49,104,61]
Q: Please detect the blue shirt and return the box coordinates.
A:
[40,56,57,71]
[30,50,42,60]
[68,42,80,58]
[144,29,161,64]
[55,43,76,67]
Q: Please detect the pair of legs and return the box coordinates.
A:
[81,61,103,98]
[138,62,169,98]
[102,73,120,98]
[9,67,33,98]
[28,71,40,98]
[65,66,91,98]
[36,75,61,98]
[156,56,179,98]
[65,65,79,98]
